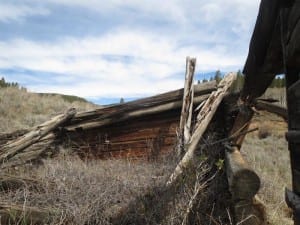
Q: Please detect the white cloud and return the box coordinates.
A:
[0,28,245,98]
[0,3,49,22]
[0,0,261,101]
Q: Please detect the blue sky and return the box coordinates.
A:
[0,0,260,104]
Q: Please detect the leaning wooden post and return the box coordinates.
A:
[167,73,237,186]
[177,57,196,157]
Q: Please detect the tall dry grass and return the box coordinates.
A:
[1,153,227,225]
[242,111,292,225]
[1,155,174,225]
[0,87,97,133]
[261,87,286,107]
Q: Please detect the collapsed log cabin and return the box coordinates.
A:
[0,68,266,224]
[1,1,298,223]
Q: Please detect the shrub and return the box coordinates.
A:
[258,122,272,139]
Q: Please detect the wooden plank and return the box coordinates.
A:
[256,100,288,120]
[67,81,216,129]
[178,57,196,156]
[66,95,209,131]
[167,73,237,186]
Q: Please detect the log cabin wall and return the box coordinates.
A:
[60,81,216,160]
[64,108,181,160]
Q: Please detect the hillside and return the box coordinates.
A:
[0,86,98,133]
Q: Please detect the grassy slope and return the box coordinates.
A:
[0,87,98,133]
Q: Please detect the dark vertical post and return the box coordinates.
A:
[285,69,300,225]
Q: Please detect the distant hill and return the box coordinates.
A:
[37,93,90,103]
[0,86,98,133]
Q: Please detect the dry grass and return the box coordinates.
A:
[0,153,228,225]
[242,111,293,225]
[0,87,97,133]
[261,88,286,107]
[1,155,175,225]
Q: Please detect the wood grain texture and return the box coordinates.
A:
[167,73,237,186]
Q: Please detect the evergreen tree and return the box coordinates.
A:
[0,76,20,88]
[0,77,6,87]
[214,70,222,84]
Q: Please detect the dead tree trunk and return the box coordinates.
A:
[178,57,196,156]
[167,73,237,186]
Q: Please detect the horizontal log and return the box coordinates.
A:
[256,100,287,120]
[72,81,216,121]
[66,95,209,131]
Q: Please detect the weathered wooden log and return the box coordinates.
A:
[224,104,265,225]
[66,95,209,131]
[0,108,76,163]
[167,73,237,186]
[0,201,53,225]
[66,81,217,130]
[1,134,55,169]
[0,130,28,146]
[177,57,196,156]
[256,100,287,120]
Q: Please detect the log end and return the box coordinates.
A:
[231,168,261,200]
